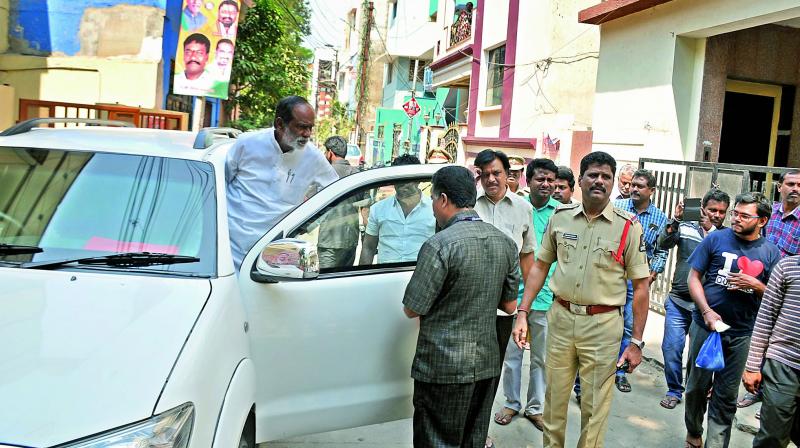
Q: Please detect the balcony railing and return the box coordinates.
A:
[448,7,473,48]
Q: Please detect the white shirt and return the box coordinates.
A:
[366,195,435,263]
[474,188,536,254]
[474,187,535,316]
[226,128,338,271]
[173,70,214,96]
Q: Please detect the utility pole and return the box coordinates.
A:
[405,58,419,154]
[354,0,373,152]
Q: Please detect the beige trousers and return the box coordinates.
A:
[543,301,623,448]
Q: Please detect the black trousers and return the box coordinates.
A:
[684,322,750,447]
[413,377,499,448]
[753,358,800,448]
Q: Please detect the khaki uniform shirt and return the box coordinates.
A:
[537,201,649,306]
[474,188,536,254]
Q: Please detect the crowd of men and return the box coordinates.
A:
[224,96,800,448]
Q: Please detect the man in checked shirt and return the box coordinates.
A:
[743,254,800,448]
[766,170,800,258]
[611,168,668,392]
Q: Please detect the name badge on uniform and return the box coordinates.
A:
[563,233,579,241]
[639,234,646,252]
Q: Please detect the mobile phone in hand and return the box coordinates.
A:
[683,198,702,221]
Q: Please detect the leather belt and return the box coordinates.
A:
[556,298,620,316]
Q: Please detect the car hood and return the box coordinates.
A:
[0,268,211,447]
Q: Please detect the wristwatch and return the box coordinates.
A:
[630,338,645,350]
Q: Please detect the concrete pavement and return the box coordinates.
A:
[267,310,780,447]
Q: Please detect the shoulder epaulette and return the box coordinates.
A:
[612,207,635,221]
[554,203,580,213]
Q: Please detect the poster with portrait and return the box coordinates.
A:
[173,0,240,99]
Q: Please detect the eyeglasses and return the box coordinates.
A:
[729,210,758,220]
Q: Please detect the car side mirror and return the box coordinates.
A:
[250,238,319,283]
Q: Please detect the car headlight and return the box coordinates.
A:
[58,403,194,448]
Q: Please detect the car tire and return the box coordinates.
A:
[238,412,256,448]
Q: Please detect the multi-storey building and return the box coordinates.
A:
[428,0,600,175]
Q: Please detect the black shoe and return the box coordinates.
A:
[615,375,632,393]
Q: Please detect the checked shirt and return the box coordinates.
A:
[766,202,800,257]
[614,198,669,273]
[403,210,519,384]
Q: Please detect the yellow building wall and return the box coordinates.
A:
[0,0,9,53]
[0,85,14,130]
[0,54,160,122]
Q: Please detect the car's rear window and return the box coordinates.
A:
[0,147,217,276]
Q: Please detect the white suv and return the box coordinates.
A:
[0,119,441,447]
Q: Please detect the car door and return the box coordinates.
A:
[237,164,441,442]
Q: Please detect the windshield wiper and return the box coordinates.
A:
[22,252,200,270]
[0,244,44,255]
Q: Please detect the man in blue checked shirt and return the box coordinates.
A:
[612,168,668,392]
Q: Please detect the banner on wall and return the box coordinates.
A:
[173,0,240,99]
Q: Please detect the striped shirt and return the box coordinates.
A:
[614,198,669,273]
[766,202,800,257]
[746,255,800,372]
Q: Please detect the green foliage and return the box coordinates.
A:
[226,0,313,129]
[314,101,355,144]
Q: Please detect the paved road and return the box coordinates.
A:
[267,312,775,447]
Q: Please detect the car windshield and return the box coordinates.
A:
[0,147,217,276]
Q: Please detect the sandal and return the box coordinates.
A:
[660,395,681,409]
[685,436,702,448]
[737,391,762,408]
[493,407,518,425]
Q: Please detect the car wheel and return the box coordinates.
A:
[238,412,255,448]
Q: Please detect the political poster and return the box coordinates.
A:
[173,0,240,99]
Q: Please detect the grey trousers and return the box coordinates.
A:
[684,322,750,448]
[753,358,800,448]
[501,311,548,415]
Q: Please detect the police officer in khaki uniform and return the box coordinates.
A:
[513,151,650,448]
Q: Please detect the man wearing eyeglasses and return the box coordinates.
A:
[683,192,782,448]
[738,169,800,409]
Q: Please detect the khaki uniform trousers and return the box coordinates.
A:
[543,301,623,448]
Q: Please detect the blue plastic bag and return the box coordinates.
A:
[695,331,725,371]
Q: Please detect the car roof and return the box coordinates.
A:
[0,127,221,160]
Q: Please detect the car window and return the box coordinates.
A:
[0,147,217,276]
[288,177,435,273]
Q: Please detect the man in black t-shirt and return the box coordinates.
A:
[683,192,781,448]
